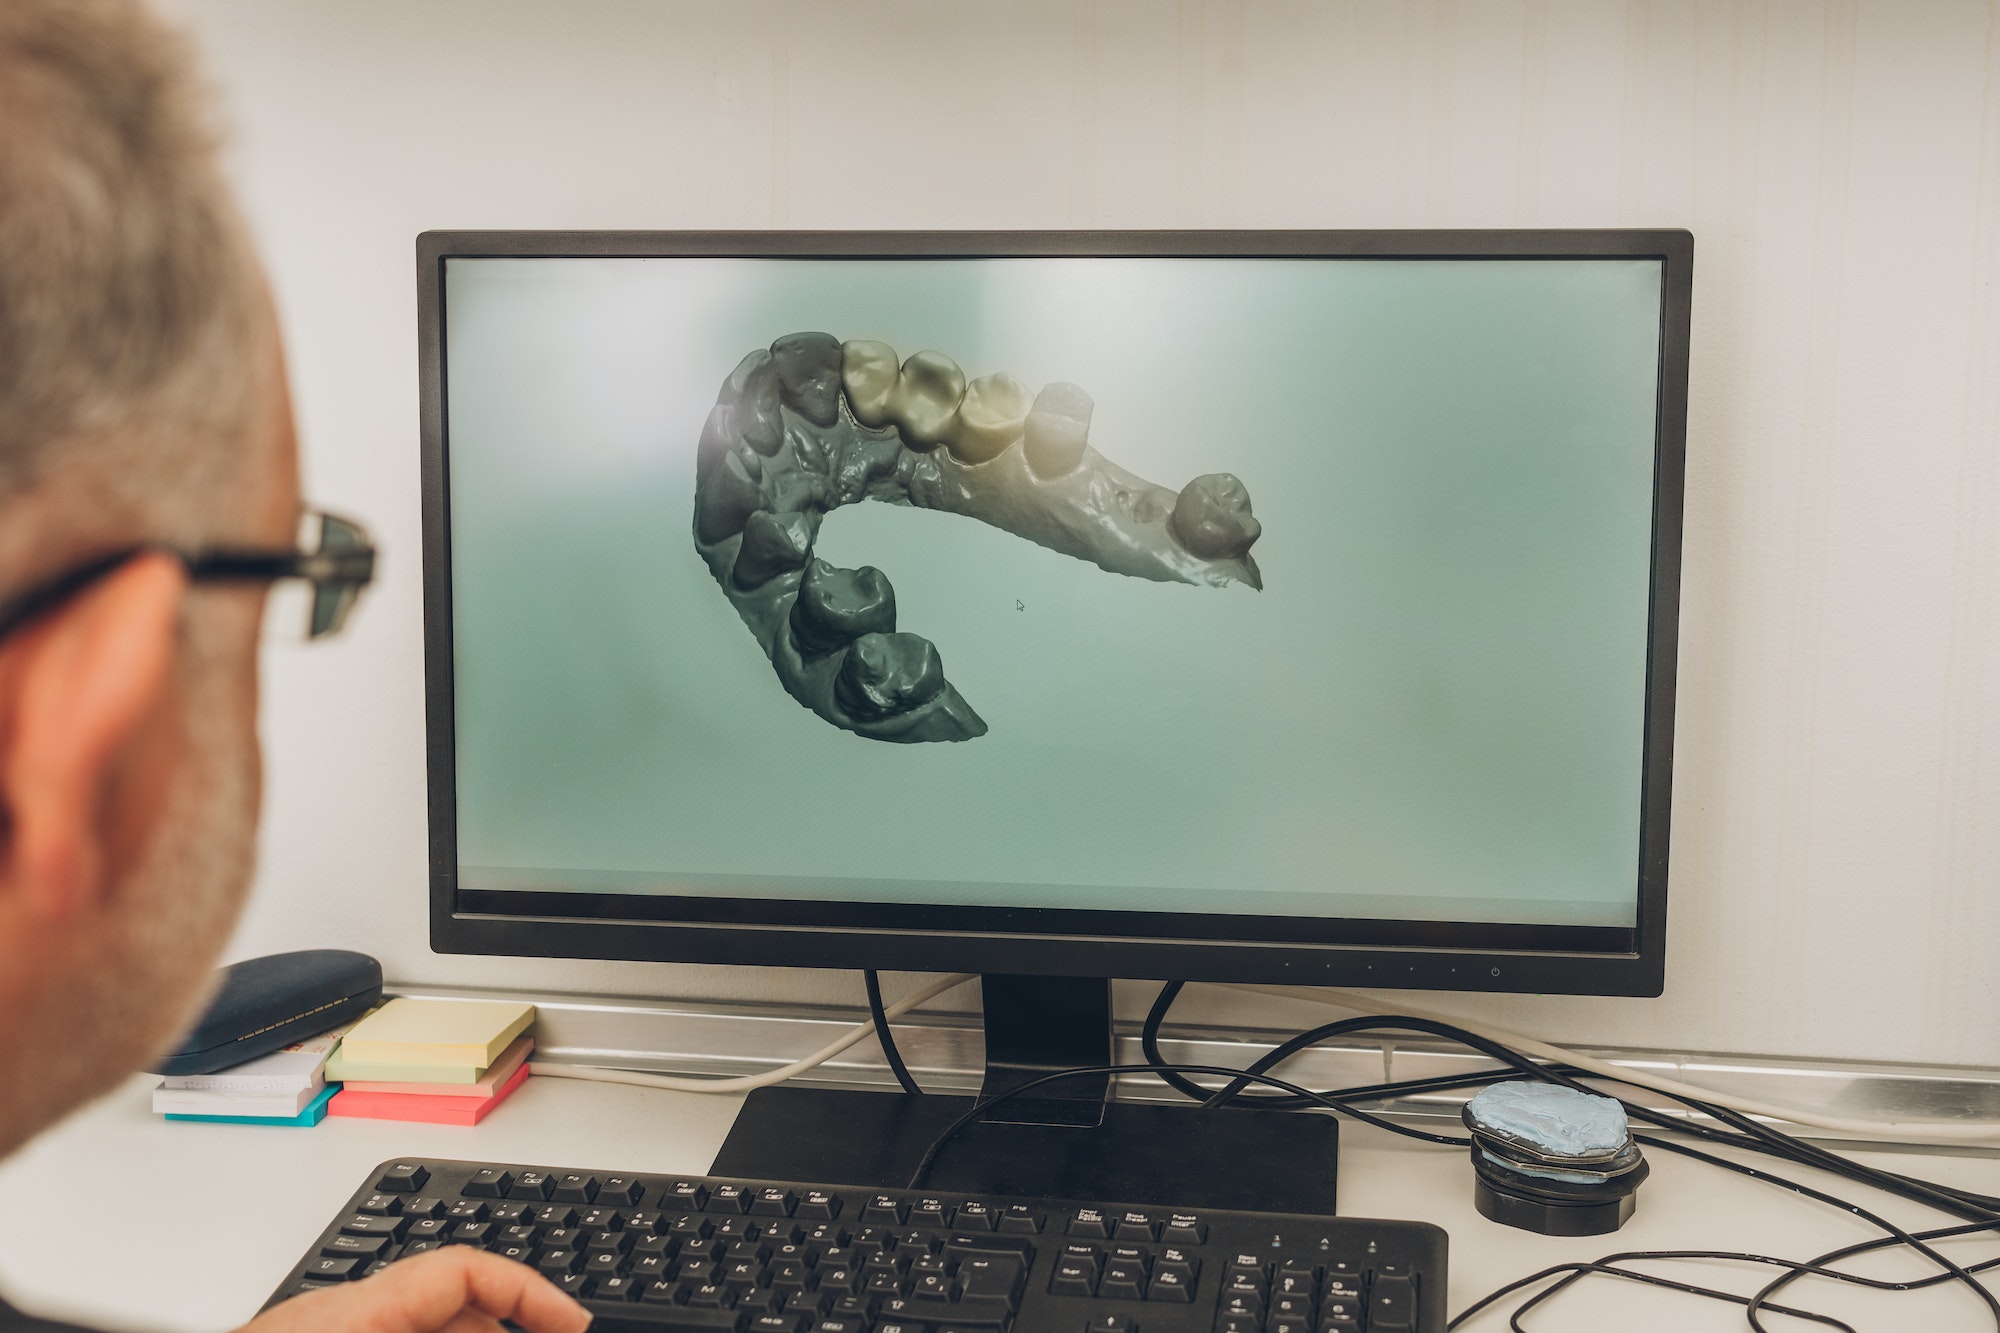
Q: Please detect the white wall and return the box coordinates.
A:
[162,0,2000,1067]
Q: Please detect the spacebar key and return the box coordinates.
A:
[581,1304,743,1333]
[902,1295,1014,1325]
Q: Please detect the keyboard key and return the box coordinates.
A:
[1052,1258,1098,1296]
[1269,1318,1311,1333]
[1163,1214,1207,1245]
[1214,1319,1260,1333]
[358,1193,403,1217]
[342,1214,408,1240]
[909,1198,952,1226]
[539,1250,584,1278]
[535,1204,580,1228]
[321,1235,389,1260]
[507,1171,555,1201]
[1218,1293,1264,1321]
[958,1255,1023,1300]
[376,1162,429,1193]
[1113,1212,1156,1242]
[998,1206,1043,1235]
[797,1190,841,1221]
[707,1185,752,1214]
[1089,1318,1137,1333]
[667,1182,711,1210]
[555,1273,592,1299]
[579,1207,625,1232]
[554,1174,601,1204]
[601,1177,646,1206]
[1147,1270,1194,1303]
[446,1201,489,1223]
[685,1282,735,1309]
[463,1168,513,1198]
[1066,1209,1110,1239]
[1320,1296,1363,1326]
[405,1219,450,1243]
[1370,1276,1415,1331]
[494,1244,536,1266]
[1100,1262,1146,1300]
[861,1195,908,1224]
[751,1187,797,1217]
[303,1256,362,1282]
[595,1274,641,1302]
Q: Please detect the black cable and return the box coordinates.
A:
[1748,1219,2000,1324]
[861,970,924,1097]
[1216,1017,2000,1328]
[1142,980,1590,1110]
[1446,1253,1862,1333]
[1464,1227,2000,1331]
[1133,991,2000,1329]
[904,1060,1471,1189]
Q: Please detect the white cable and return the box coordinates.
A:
[527,972,976,1094]
[1217,982,2000,1144]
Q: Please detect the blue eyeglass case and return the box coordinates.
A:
[147,949,382,1076]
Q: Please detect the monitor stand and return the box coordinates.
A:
[709,975,1339,1214]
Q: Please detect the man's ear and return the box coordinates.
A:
[0,553,187,919]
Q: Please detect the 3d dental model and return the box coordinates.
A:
[692,332,1263,743]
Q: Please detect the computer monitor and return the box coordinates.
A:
[421,229,1690,1202]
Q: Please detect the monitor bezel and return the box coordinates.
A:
[421,228,1689,997]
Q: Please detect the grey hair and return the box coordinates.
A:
[0,0,268,551]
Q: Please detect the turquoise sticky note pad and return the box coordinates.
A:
[164,1082,338,1127]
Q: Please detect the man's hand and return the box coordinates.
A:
[239,1247,592,1333]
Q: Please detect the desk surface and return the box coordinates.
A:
[2,1072,1996,1332]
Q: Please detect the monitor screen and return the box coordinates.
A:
[426,231,1687,992]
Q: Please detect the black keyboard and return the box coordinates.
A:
[267,1158,1448,1333]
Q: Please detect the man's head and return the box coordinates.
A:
[0,0,298,1157]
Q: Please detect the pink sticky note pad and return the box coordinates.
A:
[328,1061,530,1126]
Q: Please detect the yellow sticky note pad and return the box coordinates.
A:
[335,997,535,1069]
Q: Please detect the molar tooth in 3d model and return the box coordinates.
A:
[1022,381,1093,478]
[841,340,899,426]
[732,510,815,589]
[790,559,896,656]
[1168,472,1261,561]
[836,632,947,720]
[946,372,1034,464]
[885,350,966,449]
[772,332,843,427]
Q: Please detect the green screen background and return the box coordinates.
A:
[445,256,1662,928]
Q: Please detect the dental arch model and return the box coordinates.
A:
[692,332,1263,743]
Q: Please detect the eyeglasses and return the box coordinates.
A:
[0,509,376,645]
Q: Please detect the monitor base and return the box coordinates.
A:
[709,1084,1339,1214]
